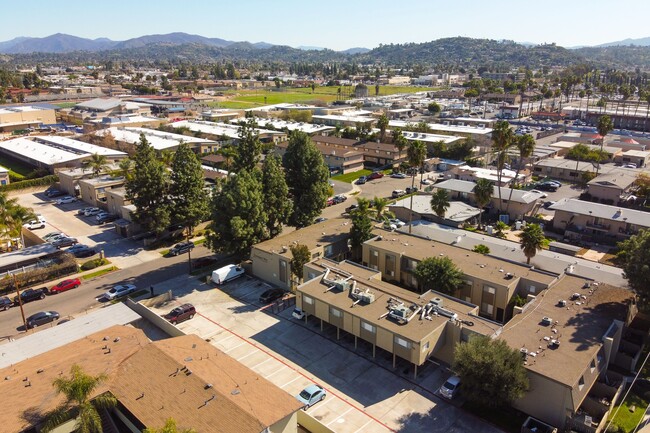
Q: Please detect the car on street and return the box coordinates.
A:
[23,220,45,230]
[326,197,335,206]
[368,172,384,180]
[26,311,60,328]
[345,204,358,213]
[392,189,406,198]
[99,284,137,301]
[164,303,196,324]
[296,384,326,408]
[84,207,102,216]
[72,247,97,258]
[543,201,557,209]
[66,244,89,252]
[421,178,433,185]
[391,172,407,179]
[96,213,119,224]
[168,241,195,256]
[314,217,327,223]
[355,176,367,185]
[383,221,397,230]
[50,278,81,294]
[623,163,638,169]
[529,189,548,198]
[51,237,78,248]
[406,186,418,194]
[439,376,461,399]
[0,296,12,311]
[536,183,557,192]
[259,288,285,304]
[13,288,47,305]
[55,196,78,205]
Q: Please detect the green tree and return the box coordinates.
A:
[0,191,35,245]
[406,141,426,233]
[158,149,174,168]
[207,170,268,258]
[505,134,535,215]
[491,120,513,212]
[217,145,237,172]
[371,196,393,222]
[427,102,441,114]
[349,197,373,260]
[377,114,389,142]
[617,229,650,309]
[473,178,493,230]
[453,336,529,408]
[83,153,109,178]
[290,243,311,287]
[392,127,408,161]
[125,134,170,236]
[518,223,545,264]
[472,244,490,254]
[493,220,509,239]
[169,142,209,235]
[262,154,292,238]
[233,120,262,172]
[283,132,329,228]
[117,158,132,181]
[144,418,196,433]
[413,256,464,295]
[430,189,450,218]
[42,364,117,433]
[595,114,614,176]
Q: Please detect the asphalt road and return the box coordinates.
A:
[0,245,217,339]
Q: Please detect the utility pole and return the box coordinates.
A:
[13,275,26,331]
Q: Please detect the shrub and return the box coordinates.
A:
[0,175,58,192]
[472,244,491,255]
[80,258,109,271]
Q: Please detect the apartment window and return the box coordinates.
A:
[279,260,287,283]
[483,286,496,295]
[307,272,316,281]
[361,322,376,333]
[303,295,314,305]
[395,336,411,349]
[311,252,321,259]
[578,376,585,391]
[422,341,430,352]
[330,307,342,318]
[481,303,494,315]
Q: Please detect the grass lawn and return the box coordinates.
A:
[81,266,117,280]
[609,392,649,433]
[332,169,372,183]
[0,155,35,177]
[463,402,528,433]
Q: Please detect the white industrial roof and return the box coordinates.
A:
[0,136,126,165]
[0,303,142,368]
[313,114,375,123]
[390,196,481,222]
[389,120,493,135]
[170,120,281,139]
[0,105,50,115]
[96,127,214,150]
[259,119,334,134]
[401,130,463,144]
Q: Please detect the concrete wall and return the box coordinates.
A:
[270,411,298,433]
[126,298,186,338]
[514,371,572,429]
[251,247,292,290]
[297,410,336,433]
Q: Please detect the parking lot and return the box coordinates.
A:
[149,274,504,433]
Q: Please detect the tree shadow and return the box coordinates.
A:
[564,301,631,351]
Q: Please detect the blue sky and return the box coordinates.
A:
[4,0,649,50]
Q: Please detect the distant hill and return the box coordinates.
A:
[2,33,118,53]
[596,36,650,47]
[114,32,231,50]
[297,46,326,51]
[341,47,370,54]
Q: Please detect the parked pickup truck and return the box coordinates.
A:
[13,288,47,305]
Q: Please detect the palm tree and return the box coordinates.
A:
[42,364,117,433]
[118,158,132,180]
[473,178,493,230]
[0,192,35,245]
[392,128,407,163]
[505,134,535,216]
[144,418,196,433]
[377,114,389,142]
[595,115,614,176]
[490,120,513,212]
[518,223,546,265]
[430,189,450,218]
[371,196,394,222]
[83,153,109,178]
[406,141,426,233]
[217,145,237,172]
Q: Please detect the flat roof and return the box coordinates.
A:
[434,179,543,203]
[389,120,493,135]
[0,105,53,115]
[499,275,633,386]
[391,198,480,222]
[0,243,60,270]
[259,119,334,134]
[550,198,650,227]
[170,120,283,139]
[312,114,376,123]
[401,130,464,144]
[96,127,214,150]
[0,136,126,165]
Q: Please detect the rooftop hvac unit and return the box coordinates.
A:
[388,305,410,323]
[334,279,351,291]
[431,305,458,321]
[350,286,376,304]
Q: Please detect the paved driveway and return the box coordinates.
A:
[150,275,504,433]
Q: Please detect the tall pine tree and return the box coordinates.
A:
[262,154,292,238]
[283,131,329,228]
[232,120,262,172]
[125,134,170,235]
[170,142,209,235]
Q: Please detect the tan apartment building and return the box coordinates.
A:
[361,230,558,323]
[550,198,650,244]
[296,259,499,374]
[0,104,57,132]
[78,175,126,207]
[311,135,404,169]
[251,218,352,290]
[614,149,649,168]
[274,140,364,174]
[586,172,637,204]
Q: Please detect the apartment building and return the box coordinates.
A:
[310,135,405,168]
[78,175,126,207]
[275,140,364,174]
[586,172,638,204]
[550,198,650,244]
[361,230,557,323]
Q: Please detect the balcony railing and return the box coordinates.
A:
[586,222,611,231]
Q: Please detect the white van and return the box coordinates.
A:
[211,265,245,285]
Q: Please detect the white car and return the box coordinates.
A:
[420,179,433,185]
[23,220,45,230]
[84,207,102,216]
[389,218,406,228]
[36,214,46,223]
[530,189,548,198]
[56,196,77,204]
[391,173,407,179]
[99,284,137,301]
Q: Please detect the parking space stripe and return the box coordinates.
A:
[236,350,259,362]
[223,342,246,353]
[250,358,272,369]
[280,376,300,388]
[215,334,236,345]
[325,407,352,426]
[194,310,398,432]
[352,420,374,433]
[263,366,286,379]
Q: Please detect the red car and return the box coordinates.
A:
[326,198,335,206]
[50,278,81,294]
[368,172,384,180]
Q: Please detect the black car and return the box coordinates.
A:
[73,247,97,258]
[51,237,78,248]
[259,288,285,304]
[26,311,60,328]
[13,288,47,305]
[536,183,558,192]
[406,186,418,194]
[169,241,195,256]
[345,204,358,213]
[0,296,12,311]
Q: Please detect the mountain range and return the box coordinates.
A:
[0,32,369,54]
